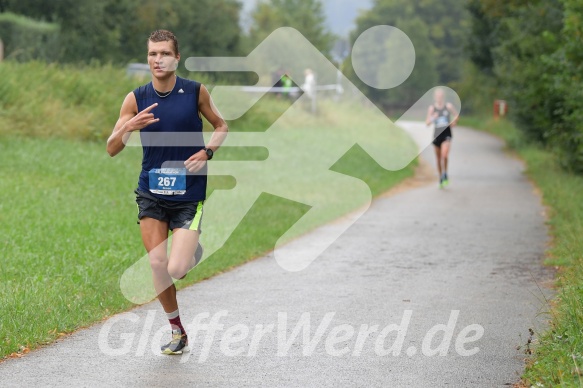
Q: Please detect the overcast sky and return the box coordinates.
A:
[239,0,373,37]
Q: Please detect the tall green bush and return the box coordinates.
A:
[465,0,583,173]
[0,12,59,62]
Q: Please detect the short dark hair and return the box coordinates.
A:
[148,30,179,55]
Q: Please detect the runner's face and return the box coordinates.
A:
[147,40,180,78]
[434,90,445,105]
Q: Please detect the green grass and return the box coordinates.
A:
[460,116,583,387]
[0,62,141,140]
[0,62,416,359]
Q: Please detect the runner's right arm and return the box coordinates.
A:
[106,93,158,157]
[425,105,436,126]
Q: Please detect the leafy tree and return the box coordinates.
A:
[0,0,243,63]
[345,0,466,109]
[550,0,583,170]
[118,0,243,60]
[489,0,563,140]
[0,12,59,61]
[465,0,583,172]
[248,0,335,55]
[0,0,57,21]
[344,16,438,110]
[56,1,124,63]
[350,0,470,86]
[465,0,497,75]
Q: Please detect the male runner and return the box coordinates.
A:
[106,30,228,354]
[426,88,458,188]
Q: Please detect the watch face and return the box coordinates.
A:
[206,148,213,158]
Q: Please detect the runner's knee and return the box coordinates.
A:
[149,252,168,272]
[167,259,190,280]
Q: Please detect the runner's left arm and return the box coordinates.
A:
[446,102,459,127]
[184,85,229,173]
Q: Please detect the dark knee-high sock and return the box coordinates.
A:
[166,309,186,336]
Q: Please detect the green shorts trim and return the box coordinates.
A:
[190,201,204,231]
[135,189,204,232]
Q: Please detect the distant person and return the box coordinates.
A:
[281,73,294,99]
[302,68,317,112]
[426,88,459,188]
[272,68,285,98]
[106,30,228,355]
[302,68,316,99]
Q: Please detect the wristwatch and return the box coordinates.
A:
[204,147,214,160]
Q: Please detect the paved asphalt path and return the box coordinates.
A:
[1,123,553,387]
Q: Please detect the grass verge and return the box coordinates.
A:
[460,116,583,387]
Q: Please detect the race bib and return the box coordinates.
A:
[148,168,186,195]
[435,115,449,128]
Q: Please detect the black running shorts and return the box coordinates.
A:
[433,126,453,147]
[135,189,204,232]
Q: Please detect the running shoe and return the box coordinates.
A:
[161,329,188,355]
[442,173,449,187]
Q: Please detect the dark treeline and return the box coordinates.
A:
[0,0,243,62]
[345,0,581,173]
[0,0,331,63]
[0,0,581,171]
[344,0,470,110]
[466,0,582,172]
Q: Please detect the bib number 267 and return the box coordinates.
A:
[149,168,186,195]
[158,177,176,187]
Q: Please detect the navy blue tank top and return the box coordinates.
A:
[134,77,206,202]
[434,105,451,128]
[433,104,451,137]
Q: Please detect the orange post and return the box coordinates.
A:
[493,100,508,120]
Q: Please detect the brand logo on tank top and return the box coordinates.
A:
[178,88,184,94]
